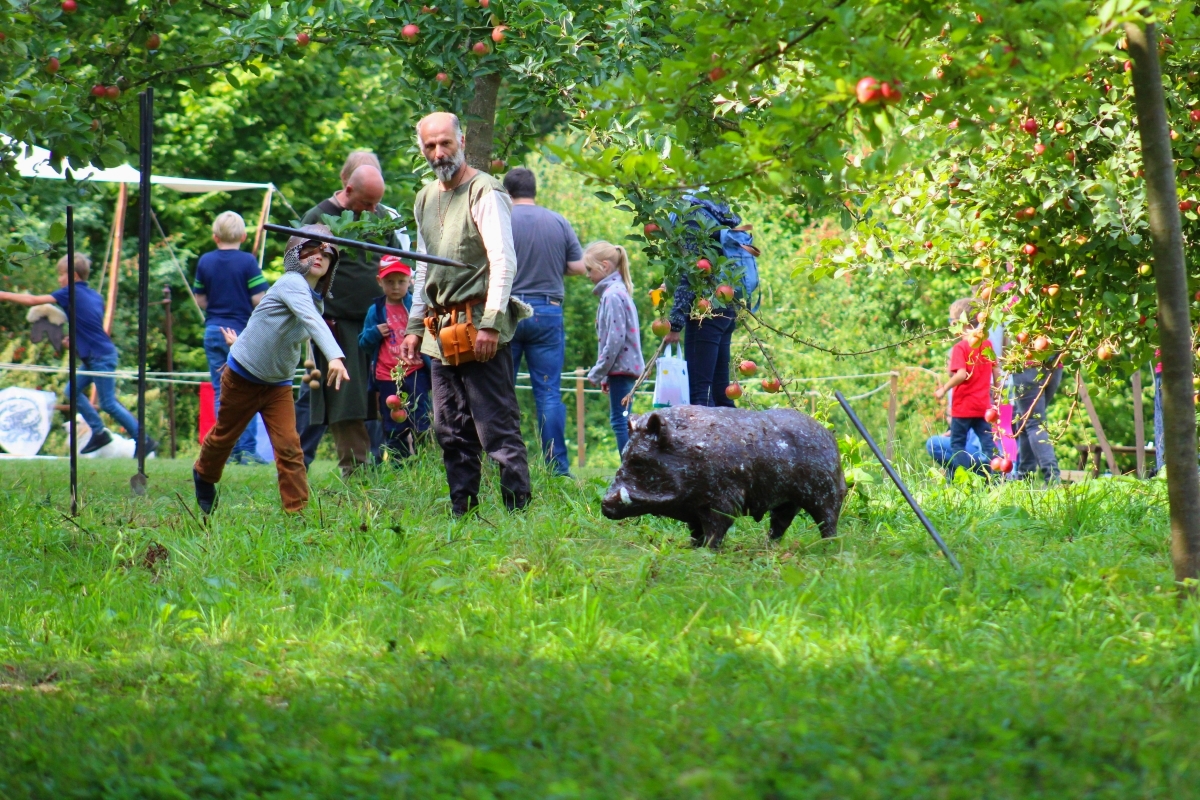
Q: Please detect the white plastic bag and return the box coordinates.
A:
[652,345,690,407]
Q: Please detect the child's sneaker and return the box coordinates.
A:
[80,428,113,454]
[193,468,218,514]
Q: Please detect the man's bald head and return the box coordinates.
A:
[343,165,385,212]
[417,112,463,147]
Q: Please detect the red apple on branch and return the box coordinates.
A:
[105,85,120,99]
[296,31,310,46]
[385,394,402,409]
[725,382,743,400]
[402,24,420,42]
[715,284,735,303]
[1032,335,1051,352]
[90,84,105,97]
[390,408,408,423]
[46,57,60,74]
[761,378,782,394]
[984,407,1000,424]
[855,76,882,105]
[61,0,77,13]
[696,298,712,313]
[643,223,660,237]
[435,72,449,83]
[491,25,507,43]
[738,360,757,377]
[1097,345,1115,361]
[472,41,490,55]
[651,319,671,338]
[695,258,712,271]
[708,66,726,82]
[879,81,901,104]
[146,33,161,50]
[1022,118,1038,134]
[1022,243,1038,256]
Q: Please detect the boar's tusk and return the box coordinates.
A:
[619,487,632,505]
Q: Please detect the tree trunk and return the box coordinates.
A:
[1127,20,1200,585]
[464,72,502,170]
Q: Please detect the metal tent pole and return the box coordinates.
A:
[132,88,153,495]
[67,206,78,516]
[835,390,962,574]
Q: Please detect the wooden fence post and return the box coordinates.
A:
[575,367,586,469]
[1132,370,1146,478]
[886,370,899,462]
[1077,372,1119,476]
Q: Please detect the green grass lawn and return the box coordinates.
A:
[0,454,1197,798]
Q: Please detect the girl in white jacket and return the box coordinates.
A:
[584,241,645,454]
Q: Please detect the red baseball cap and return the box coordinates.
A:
[378,255,413,278]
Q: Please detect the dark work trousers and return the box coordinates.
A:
[431,345,531,513]
[948,416,995,479]
[685,307,737,407]
[1012,365,1062,480]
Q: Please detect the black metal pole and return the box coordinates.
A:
[834,390,962,574]
[132,88,152,495]
[162,286,176,459]
[262,222,469,268]
[66,205,78,516]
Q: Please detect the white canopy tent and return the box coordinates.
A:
[5,136,278,330]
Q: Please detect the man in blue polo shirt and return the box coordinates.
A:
[193,211,270,465]
[0,253,154,455]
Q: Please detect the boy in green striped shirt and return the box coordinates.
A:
[193,211,271,465]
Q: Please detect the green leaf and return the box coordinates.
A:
[47,222,65,244]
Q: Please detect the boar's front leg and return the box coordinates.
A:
[697,508,734,549]
[768,503,799,542]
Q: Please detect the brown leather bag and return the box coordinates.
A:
[425,300,479,366]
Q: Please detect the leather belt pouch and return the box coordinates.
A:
[426,300,479,366]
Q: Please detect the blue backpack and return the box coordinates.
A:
[684,196,761,311]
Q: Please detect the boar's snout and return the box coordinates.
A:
[601,480,635,520]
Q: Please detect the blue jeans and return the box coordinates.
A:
[685,307,737,407]
[510,296,570,475]
[204,325,257,456]
[947,416,995,479]
[606,374,636,455]
[1153,369,1164,473]
[69,351,139,437]
[372,368,432,459]
[926,430,983,467]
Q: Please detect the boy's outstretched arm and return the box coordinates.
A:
[934,368,970,400]
[0,291,57,307]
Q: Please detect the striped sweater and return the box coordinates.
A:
[229,272,344,384]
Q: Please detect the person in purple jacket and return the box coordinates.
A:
[584,241,645,455]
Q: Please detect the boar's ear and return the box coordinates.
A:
[644,412,668,446]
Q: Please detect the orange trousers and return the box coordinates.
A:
[194,368,308,511]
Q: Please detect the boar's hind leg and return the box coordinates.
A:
[805,501,841,539]
[687,520,705,548]
[768,504,799,542]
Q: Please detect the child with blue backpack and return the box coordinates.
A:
[664,196,760,407]
[358,256,431,460]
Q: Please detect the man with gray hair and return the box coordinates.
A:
[400,112,531,516]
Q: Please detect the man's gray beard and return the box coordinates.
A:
[430,152,465,183]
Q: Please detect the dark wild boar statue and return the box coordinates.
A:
[602,406,846,548]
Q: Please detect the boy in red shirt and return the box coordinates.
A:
[358,256,431,459]
[934,299,1001,478]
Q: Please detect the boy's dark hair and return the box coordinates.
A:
[503,168,537,200]
[56,253,91,281]
[948,297,976,327]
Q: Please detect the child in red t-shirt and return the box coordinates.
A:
[358,256,431,459]
[934,299,1000,478]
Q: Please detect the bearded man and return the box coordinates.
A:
[400,112,531,516]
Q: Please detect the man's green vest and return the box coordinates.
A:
[406,171,529,361]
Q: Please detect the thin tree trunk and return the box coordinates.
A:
[1127,20,1200,585]
[464,72,502,169]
